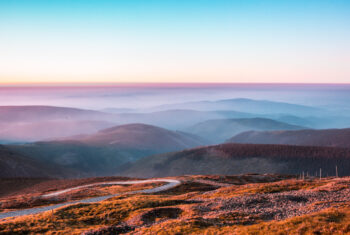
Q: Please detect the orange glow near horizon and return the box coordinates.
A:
[1,1,349,85]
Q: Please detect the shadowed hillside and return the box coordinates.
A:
[59,123,207,151]
[228,128,350,148]
[7,124,207,177]
[0,145,69,178]
[120,143,350,178]
[187,118,305,143]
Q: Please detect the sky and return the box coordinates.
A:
[0,0,349,84]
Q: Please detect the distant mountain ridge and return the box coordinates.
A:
[7,124,207,177]
[0,120,116,142]
[0,99,345,144]
[0,105,110,122]
[187,118,306,143]
[152,98,324,115]
[60,123,207,151]
[0,101,333,143]
[0,106,117,142]
[228,128,350,148]
[111,109,253,130]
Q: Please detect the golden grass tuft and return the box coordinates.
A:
[203,179,329,199]
[1,176,350,234]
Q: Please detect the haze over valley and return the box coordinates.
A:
[0,84,350,179]
[2,85,350,234]
[1,0,350,232]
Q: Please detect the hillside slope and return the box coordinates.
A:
[121,143,350,178]
[0,106,110,123]
[228,128,350,148]
[153,98,324,115]
[62,123,207,151]
[111,109,253,130]
[0,145,68,178]
[0,120,115,142]
[187,118,305,143]
[0,106,117,142]
[8,124,207,177]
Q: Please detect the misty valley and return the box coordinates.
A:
[1,0,350,233]
[1,85,350,234]
[1,92,350,179]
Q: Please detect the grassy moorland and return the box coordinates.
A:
[0,177,136,198]
[0,177,166,213]
[0,174,350,234]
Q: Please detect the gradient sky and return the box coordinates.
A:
[0,0,349,84]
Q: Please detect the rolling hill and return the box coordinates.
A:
[0,106,111,123]
[7,124,207,177]
[0,106,253,140]
[228,128,350,148]
[152,98,324,116]
[120,143,350,178]
[0,106,118,142]
[60,123,207,151]
[0,120,116,142]
[186,118,306,143]
[111,109,253,130]
[0,145,68,178]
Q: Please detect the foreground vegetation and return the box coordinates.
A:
[1,174,350,234]
[0,177,163,213]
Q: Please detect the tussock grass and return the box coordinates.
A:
[0,182,164,212]
[203,179,329,199]
[0,195,192,234]
[1,176,349,234]
[134,206,350,235]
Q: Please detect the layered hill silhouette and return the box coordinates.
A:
[0,120,115,142]
[0,106,111,123]
[228,128,350,148]
[110,109,253,130]
[152,98,324,116]
[0,145,68,178]
[59,123,206,151]
[0,106,252,140]
[120,143,350,178]
[0,104,341,143]
[0,106,117,142]
[187,118,305,143]
[7,124,207,177]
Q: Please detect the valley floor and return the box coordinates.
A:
[1,174,350,234]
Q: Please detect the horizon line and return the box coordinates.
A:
[0,82,350,87]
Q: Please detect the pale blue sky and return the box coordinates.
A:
[0,0,349,83]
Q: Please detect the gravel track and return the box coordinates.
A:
[0,179,181,220]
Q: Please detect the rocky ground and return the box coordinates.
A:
[1,175,350,234]
[197,178,350,222]
[80,176,350,234]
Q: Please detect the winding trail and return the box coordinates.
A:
[0,179,181,220]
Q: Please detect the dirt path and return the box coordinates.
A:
[0,179,181,220]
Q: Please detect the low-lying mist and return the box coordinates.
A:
[1,84,350,111]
